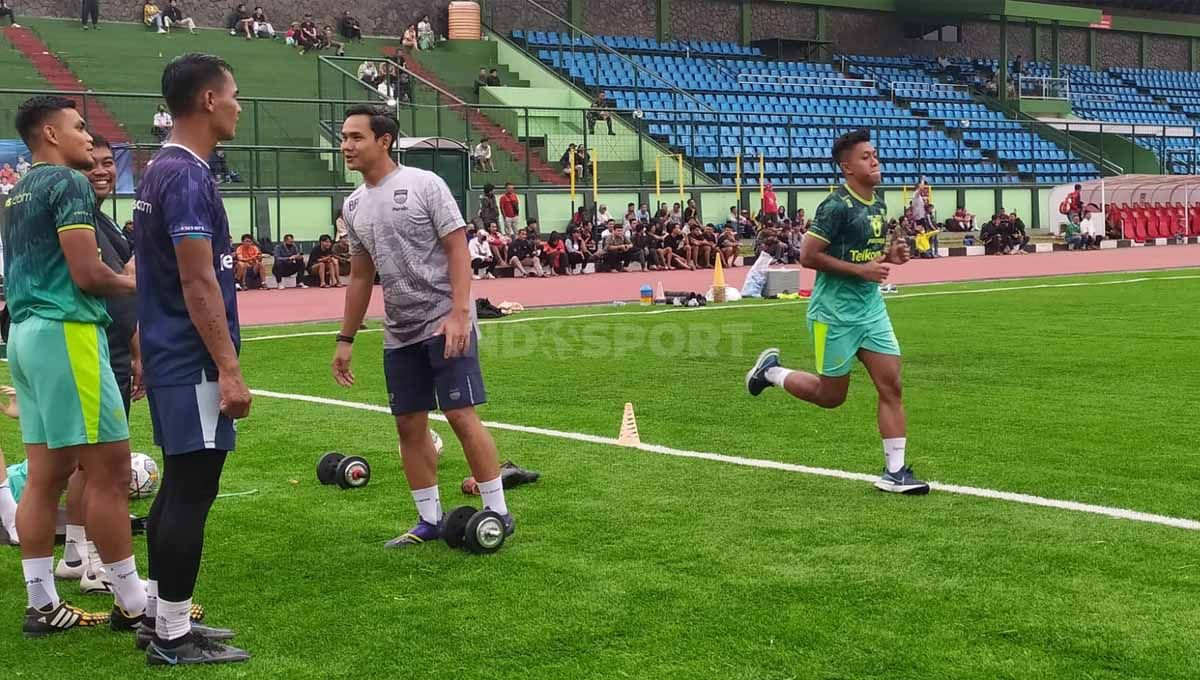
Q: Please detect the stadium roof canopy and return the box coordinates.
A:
[1076,175,1200,209]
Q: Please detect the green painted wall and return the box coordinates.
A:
[276,196,336,242]
[493,34,587,91]
[964,189,994,223]
[537,193,582,228]
[106,197,253,232]
[1073,132,1160,175]
[1001,189,1032,222]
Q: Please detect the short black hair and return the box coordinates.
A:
[319,234,332,243]
[284,233,294,239]
[241,233,253,241]
[162,53,234,116]
[89,131,111,151]
[343,104,398,149]
[15,95,77,147]
[832,128,871,165]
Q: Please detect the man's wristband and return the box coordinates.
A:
[336,334,355,345]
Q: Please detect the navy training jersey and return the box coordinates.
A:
[133,144,240,388]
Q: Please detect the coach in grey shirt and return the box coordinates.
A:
[332,105,514,550]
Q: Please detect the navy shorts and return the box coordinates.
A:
[384,332,487,415]
[147,371,237,456]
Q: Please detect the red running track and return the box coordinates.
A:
[238,246,1199,326]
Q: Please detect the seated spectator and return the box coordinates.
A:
[485,223,508,262]
[636,203,651,223]
[914,226,940,259]
[717,225,740,267]
[143,1,167,33]
[981,215,1005,255]
[249,6,274,37]
[15,155,29,177]
[0,175,14,197]
[600,225,633,272]
[297,14,320,53]
[668,202,684,226]
[208,148,240,183]
[321,25,346,56]
[163,0,195,32]
[227,3,253,35]
[793,208,807,229]
[284,21,299,46]
[560,144,582,177]
[621,203,638,229]
[541,232,567,274]
[358,60,380,87]
[727,204,739,225]
[468,228,496,279]
[151,104,172,142]
[688,223,712,268]
[472,138,495,173]
[596,204,613,227]
[507,228,545,277]
[755,225,785,263]
[122,219,134,242]
[781,224,802,263]
[339,10,361,41]
[1105,210,1124,240]
[738,209,756,238]
[630,223,659,271]
[1062,214,1087,250]
[682,197,698,224]
[1078,211,1102,250]
[417,15,435,49]
[307,234,341,286]
[271,233,307,288]
[402,23,417,50]
[1001,212,1028,253]
[333,234,352,276]
[485,68,501,86]
[587,91,615,135]
[234,234,266,289]
[0,0,17,27]
[574,145,590,178]
[570,225,596,273]
[0,163,17,188]
[663,224,694,270]
[946,206,975,232]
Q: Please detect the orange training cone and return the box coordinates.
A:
[617,402,641,446]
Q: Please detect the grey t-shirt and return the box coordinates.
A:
[342,165,467,349]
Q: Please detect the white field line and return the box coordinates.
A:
[250,388,1200,532]
[240,273,1200,343]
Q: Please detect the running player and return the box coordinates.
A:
[134,54,247,665]
[745,128,930,495]
[3,95,145,635]
[332,104,514,547]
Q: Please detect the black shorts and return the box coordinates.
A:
[384,332,487,415]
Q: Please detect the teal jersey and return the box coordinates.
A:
[1,163,109,326]
[805,184,888,326]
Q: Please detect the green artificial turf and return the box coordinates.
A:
[0,31,50,136]
[2,268,1200,678]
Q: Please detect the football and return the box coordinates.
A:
[129,452,160,499]
[397,429,445,458]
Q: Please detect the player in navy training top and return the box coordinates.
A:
[134,53,250,666]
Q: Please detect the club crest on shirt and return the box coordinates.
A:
[347,198,359,213]
[393,189,408,211]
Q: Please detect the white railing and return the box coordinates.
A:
[1016,75,1071,101]
[735,73,876,92]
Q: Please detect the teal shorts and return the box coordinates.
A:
[807,316,901,377]
[5,461,27,502]
[8,316,129,449]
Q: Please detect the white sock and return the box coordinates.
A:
[765,366,793,388]
[477,476,508,516]
[0,482,17,539]
[84,541,105,580]
[21,557,58,610]
[156,597,192,642]
[411,485,442,525]
[884,437,907,474]
[103,555,147,614]
[63,524,85,564]
[146,579,158,620]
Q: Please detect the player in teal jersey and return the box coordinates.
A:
[745,129,929,495]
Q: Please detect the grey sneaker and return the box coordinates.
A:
[874,466,931,495]
[146,632,250,666]
[745,348,780,397]
[136,621,236,650]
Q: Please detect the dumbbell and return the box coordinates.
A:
[316,452,371,489]
[442,505,506,554]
